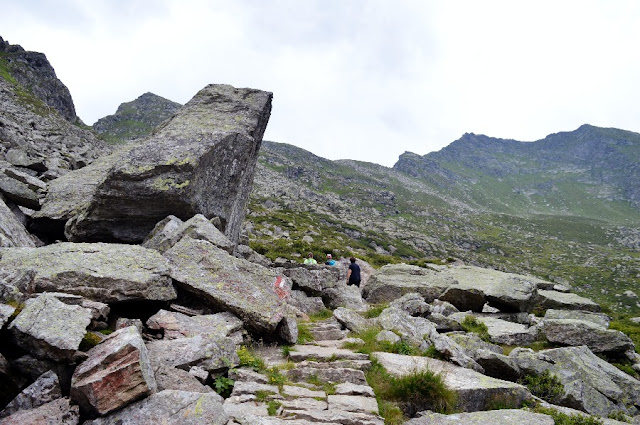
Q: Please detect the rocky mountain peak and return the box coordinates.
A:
[92,92,182,143]
[0,36,78,123]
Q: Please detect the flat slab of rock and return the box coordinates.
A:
[405,409,554,424]
[38,84,272,244]
[543,309,610,328]
[0,243,176,303]
[146,333,238,372]
[363,263,455,303]
[71,326,157,416]
[84,390,228,425]
[165,237,290,334]
[535,289,600,312]
[333,307,371,333]
[146,309,243,340]
[282,385,325,399]
[543,319,634,354]
[285,409,385,425]
[334,383,376,397]
[327,394,379,414]
[154,365,212,393]
[474,316,538,345]
[288,345,369,362]
[9,293,91,362]
[373,352,530,412]
[0,398,79,425]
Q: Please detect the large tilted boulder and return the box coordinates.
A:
[70,326,157,416]
[543,309,611,328]
[35,84,272,244]
[0,370,61,418]
[373,352,531,412]
[146,334,239,373]
[510,346,640,417]
[0,243,176,303]
[142,214,234,254]
[8,294,91,362]
[164,237,291,335]
[83,390,228,425]
[363,263,455,303]
[146,309,244,342]
[534,289,601,312]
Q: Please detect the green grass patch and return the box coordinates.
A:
[520,370,564,404]
[609,317,640,354]
[533,406,604,425]
[364,303,388,319]
[366,358,455,419]
[344,326,423,356]
[460,316,491,342]
[267,400,281,416]
[236,345,266,371]
[255,390,276,402]
[297,322,315,344]
[78,332,102,351]
[308,308,334,322]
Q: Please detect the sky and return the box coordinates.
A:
[2,0,640,167]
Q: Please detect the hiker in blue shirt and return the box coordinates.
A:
[325,254,336,266]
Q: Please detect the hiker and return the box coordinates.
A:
[346,257,361,287]
[303,252,317,265]
[325,253,336,266]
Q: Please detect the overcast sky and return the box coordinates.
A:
[2,1,640,166]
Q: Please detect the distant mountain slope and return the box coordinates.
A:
[92,92,181,143]
[394,124,640,223]
[91,95,640,316]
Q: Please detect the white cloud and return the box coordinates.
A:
[2,0,640,166]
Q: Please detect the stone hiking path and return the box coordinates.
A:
[224,317,385,425]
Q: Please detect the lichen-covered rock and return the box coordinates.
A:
[154,365,213,393]
[534,290,600,312]
[543,309,610,328]
[373,351,531,412]
[510,346,640,417]
[0,243,176,303]
[377,307,435,350]
[388,292,430,316]
[0,195,41,248]
[0,172,40,210]
[333,307,371,334]
[0,303,15,328]
[0,370,61,418]
[70,326,157,416]
[283,266,341,297]
[38,84,271,244]
[543,319,634,355]
[0,398,80,425]
[164,237,290,335]
[146,309,244,340]
[143,214,234,254]
[146,333,239,372]
[363,263,454,303]
[471,315,539,346]
[83,390,228,425]
[9,293,91,362]
[288,290,326,315]
[324,283,368,311]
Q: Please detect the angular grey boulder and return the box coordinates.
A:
[543,319,634,355]
[37,84,272,244]
[9,293,91,362]
[146,309,244,341]
[535,289,600,312]
[0,370,61,418]
[333,307,372,334]
[0,243,176,303]
[406,409,555,425]
[143,214,234,254]
[71,326,157,416]
[363,263,454,303]
[0,398,80,425]
[165,237,290,335]
[83,390,229,425]
[0,194,40,247]
[146,334,239,372]
[543,309,610,328]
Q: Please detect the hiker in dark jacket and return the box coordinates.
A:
[346,257,361,287]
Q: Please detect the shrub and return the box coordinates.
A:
[521,370,564,403]
[297,322,314,344]
[309,308,334,321]
[236,345,266,371]
[460,315,491,342]
[364,304,388,319]
[213,376,234,398]
[267,400,281,416]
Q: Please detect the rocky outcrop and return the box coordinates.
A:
[543,319,634,355]
[373,351,531,412]
[363,263,455,303]
[142,214,234,254]
[92,92,182,143]
[0,398,79,425]
[70,326,157,416]
[36,84,272,244]
[0,370,61,418]
[405,409,555,425]
[0,243,176,303]
[0,195,39,247]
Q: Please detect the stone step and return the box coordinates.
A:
[310,328,349,341]
[288,345,369,362]
[296,359,372,371]
[328,394,379,415]
[287,366,367,385]
[285,409,385,425]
